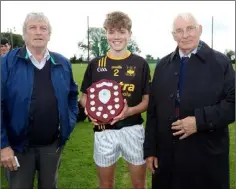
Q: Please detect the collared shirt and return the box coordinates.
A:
[179,47,197,59]
[26,47,50,70]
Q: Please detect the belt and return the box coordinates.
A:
[93,120,143,132]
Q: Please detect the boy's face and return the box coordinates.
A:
[106,27,131,52]
[0,43,11,55]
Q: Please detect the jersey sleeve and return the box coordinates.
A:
[141,61,151,95]
[80,61,93,94]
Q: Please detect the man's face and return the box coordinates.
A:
[106,27,131,52]
[24,19,50,49]
[172,17,202,52]
[1,43,11,55]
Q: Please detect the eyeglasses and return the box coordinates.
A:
[172,25,199,36]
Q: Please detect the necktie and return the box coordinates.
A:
[175,56,190,118]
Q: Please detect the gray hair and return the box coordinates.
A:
[22,12,52,40]
[172,12,199,31]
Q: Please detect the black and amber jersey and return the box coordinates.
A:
[80,52,151,129]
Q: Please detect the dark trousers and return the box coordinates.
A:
[7,140,64,189]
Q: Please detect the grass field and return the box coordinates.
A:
[1,63,235,189]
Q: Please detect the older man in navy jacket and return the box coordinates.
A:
[144,12,235,189]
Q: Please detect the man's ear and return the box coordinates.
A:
[172,33,177,42]
[129,30,132,38]
[198,25,202,36]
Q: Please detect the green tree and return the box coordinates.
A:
[145,54,154,61]
[224,49,235,64]
[78,27,141,58]
[1,32,24,48]
[69,54,77,63]
[78,27,109,58]
[127,39,141,54]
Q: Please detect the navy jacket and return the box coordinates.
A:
[144,41,235,189]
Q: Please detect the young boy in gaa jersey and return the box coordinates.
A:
[80,11,151,189]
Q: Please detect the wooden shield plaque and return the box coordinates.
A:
[86,79,124,124]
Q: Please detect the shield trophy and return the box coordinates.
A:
[86,79,124,124]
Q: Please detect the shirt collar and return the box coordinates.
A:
[179,47,198,59]
[26,47,50,61]
[169,40,210,63]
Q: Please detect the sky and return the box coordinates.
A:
[1,1,235,59]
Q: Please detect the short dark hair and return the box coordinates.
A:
[1,38,10,45]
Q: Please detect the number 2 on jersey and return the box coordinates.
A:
[114,69,119,76]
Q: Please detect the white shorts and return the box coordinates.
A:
[93,124,146,167]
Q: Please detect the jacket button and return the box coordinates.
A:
[168,116,173,121]
[174,72,179,76]
[169,93,174,98]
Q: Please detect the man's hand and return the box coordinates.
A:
[0,147,18,171]
[110,99,131,125]
[171,116,197,140]
[146,156,158,174]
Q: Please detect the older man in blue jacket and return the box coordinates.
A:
[1,12,78,189]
